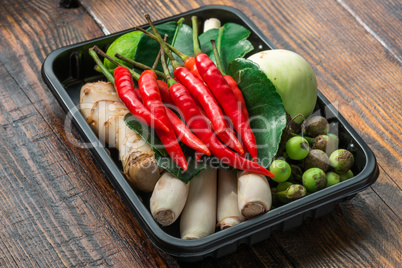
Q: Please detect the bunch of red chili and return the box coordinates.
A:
[105,14,273,177]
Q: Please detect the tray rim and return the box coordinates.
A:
[41,4,379,260]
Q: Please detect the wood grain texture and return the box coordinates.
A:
[0,0,175,267]
[0,0,400,267]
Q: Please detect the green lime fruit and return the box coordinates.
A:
[104,31,142,70]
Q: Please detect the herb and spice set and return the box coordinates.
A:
[80,14,356,240]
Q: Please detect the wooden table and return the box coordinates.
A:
[0,0,400,266]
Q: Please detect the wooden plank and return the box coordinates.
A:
[340,0,401,61]
[0,0,400,266]
[260,188,400,267]
[0,0,177,267]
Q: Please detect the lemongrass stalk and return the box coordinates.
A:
[150,171,190,226]
[217,169,245,230]
[203,18,221,32]
[237,171,272,219]
[180,167,217,239]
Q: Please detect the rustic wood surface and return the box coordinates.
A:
[0,0,400,267]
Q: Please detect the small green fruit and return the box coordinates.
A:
[286,136,310,160]
[326,171,341,187]
[269,160,291,182]
[329,149,354,173]
[339,170,354,181]
[302,168,327,192]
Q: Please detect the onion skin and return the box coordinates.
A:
[237,171,272,219]
[180,168,217,240]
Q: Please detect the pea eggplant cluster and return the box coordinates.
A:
[269,115,355,206]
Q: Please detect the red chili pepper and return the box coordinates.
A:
[209,31,250,121]
[195,53,258,161]
[156,79,210,155]
[216,127,245,154]
[137,22,243,152]
[138,70,188,170]
[169,82,273,177]
[133,87,142,102]
[173,66,226,133]
[191,16,257,159]
[195,151,203,162]
[183,56,202,81]
[196,101,244,154]
[165,107,210,156]
[156,80,174,105]
[224,75,249,120]
[113,66,169,133]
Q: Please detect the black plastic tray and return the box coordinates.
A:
[41,5,379,262]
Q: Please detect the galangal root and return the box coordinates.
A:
[80,81,161,192]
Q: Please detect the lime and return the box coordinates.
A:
[104,30,142,70]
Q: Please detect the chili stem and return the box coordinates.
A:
[191,16,202,56]
[160,47,176,87]
[171,18,185,49]
[152,51,161,71]
[217,26,224,57]
[143,14,181,70]
[92,45,141,81]
[151,34,169,70]
[210,39,225,76]
[135,25,190,63]
[93,65,114,75]
[89,47,114,84]
[114,53,166,79]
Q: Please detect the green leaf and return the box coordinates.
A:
[198,28,219,59]
[153,145,207,183]
[199,23,254,73]
[124,113,207,183]
[227,58,287,167]
[171,23,194,65]
[123,113,167,156]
